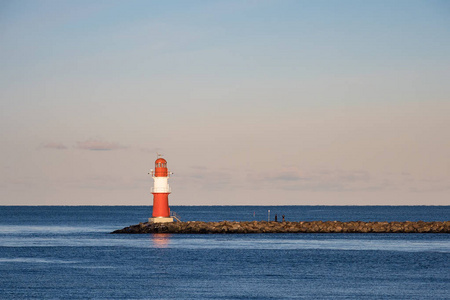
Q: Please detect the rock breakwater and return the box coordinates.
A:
[111,220,450,234]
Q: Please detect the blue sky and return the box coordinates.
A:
[1,0,449,205]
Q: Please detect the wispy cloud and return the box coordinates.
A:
[76,139,126,151]
[43,142,67,150]
[409,178,450,193]
[247,168,378,192]
[64,175,144,190]
[249,167,306,183]
[140,147,163,154]
[175,167,236,190]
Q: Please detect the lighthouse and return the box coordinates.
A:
[148,156,174,223]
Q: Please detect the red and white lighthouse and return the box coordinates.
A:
[149,156,174,223]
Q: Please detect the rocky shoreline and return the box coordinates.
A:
[111,220,450,234]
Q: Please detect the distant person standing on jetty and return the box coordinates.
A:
[282,215,285,222]
[275,214,278,222]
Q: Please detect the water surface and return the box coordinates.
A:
[1,206,449,299]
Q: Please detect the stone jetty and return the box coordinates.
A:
[111,220,450,234]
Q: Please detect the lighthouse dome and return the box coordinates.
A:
[154,157,168,176]
[155,158,167,164]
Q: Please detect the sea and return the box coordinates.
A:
[0,206,449,299]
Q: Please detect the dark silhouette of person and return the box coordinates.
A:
[275,214,278,222]
[282,215,285,222]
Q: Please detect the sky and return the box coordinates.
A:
[1,0,449,206]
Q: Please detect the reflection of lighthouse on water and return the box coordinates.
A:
[151,233,171,248]
[148,156,174,223]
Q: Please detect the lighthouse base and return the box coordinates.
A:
[149,217,174,223]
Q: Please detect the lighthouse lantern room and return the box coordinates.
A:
[149,157,174,223]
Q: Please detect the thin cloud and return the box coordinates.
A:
[409,178,450,193]
[76,139,126,151]
[247,168,378,192]
[250,167,306,183]
[43,142,67,150]
[175,167,235,190]
[140,147,163,154]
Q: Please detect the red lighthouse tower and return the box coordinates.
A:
[149,156,174,223]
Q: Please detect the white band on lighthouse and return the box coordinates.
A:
[152,177,171,193]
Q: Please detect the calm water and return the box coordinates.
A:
[0,206,449,299]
